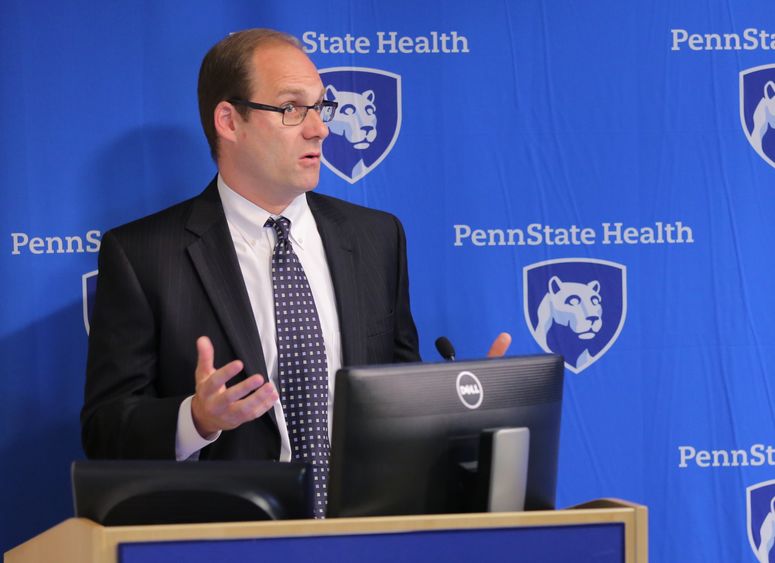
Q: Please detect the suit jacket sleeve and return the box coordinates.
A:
[81,230,182,459]
[391,215,421,363]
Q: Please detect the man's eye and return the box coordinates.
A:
[281,104,298,113]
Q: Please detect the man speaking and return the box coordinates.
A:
[81,29,509,518]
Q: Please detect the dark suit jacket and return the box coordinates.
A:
[81,179,420,460]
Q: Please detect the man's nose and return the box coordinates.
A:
[304,109,330,140]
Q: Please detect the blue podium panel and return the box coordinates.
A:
[119,524,624,563]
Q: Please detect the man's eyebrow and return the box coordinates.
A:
[275,87,326,100]
[276,87,306,97]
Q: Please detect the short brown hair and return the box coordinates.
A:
[197,29,302,161]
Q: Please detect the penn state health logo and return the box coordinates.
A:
[82,270,97,334]
[319,67,401,183]
[740,64,775,168]
[523,258,626,374]
[748,480,775,562]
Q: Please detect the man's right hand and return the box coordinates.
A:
[190,336,279,438]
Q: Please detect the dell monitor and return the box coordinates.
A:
[326,354,564,518]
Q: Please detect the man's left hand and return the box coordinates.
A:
[487,332,512,357]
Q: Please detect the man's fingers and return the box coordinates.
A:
[195,336,215,381]
[233,380,279,419]
[200,359,244,395]
[211,380,278,430]
[222,374,266,403]
[487,332,512,358]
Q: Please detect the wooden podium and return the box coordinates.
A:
[4,499,647,562]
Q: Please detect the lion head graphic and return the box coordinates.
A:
[751,80,775,159]
[535,276,603,371]
[324,84,378,180]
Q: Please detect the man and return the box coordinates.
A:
[81,30,509,513]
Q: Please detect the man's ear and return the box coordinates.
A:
[213,101,241,145]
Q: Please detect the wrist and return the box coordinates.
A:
[191,396,219,439]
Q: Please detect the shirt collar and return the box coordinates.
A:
[217,174,314,250]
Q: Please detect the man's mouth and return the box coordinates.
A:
[301,152,320,161]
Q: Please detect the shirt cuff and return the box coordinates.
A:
[175,395,221,461]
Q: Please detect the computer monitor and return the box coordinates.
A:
[327,354,564,518]
[72,460,313,525]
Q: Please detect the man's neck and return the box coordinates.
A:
[218,169,299,215]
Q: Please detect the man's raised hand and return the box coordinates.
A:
[190,336,278,438]
[487,332,512,358]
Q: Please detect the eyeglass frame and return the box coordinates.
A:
[227,98,339,126]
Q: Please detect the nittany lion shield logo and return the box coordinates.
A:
[82,270,97,335]
[740,64,775,168]
[319,67,401,184]
[523,258,627,374]
[748,480,775,562]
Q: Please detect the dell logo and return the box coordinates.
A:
[456,371,483,410]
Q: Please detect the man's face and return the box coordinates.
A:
[231,43,329,203]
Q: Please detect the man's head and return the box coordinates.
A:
[198,29,330,209]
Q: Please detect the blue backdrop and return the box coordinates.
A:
[3,1,775,560]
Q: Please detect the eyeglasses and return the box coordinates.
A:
[227,98,338,126]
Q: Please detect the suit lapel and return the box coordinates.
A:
[307,192,367,367]
[183,186,366,377]
[184,181,270,382]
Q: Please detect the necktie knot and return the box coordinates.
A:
[265,216,292,245]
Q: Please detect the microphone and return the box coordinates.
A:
[435,336,456,361]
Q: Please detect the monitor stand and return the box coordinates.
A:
[458,427,530,513]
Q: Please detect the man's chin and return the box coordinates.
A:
[295,173,321,193]
[304,171,321,189]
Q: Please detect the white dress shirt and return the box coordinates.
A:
[175,175,342,460]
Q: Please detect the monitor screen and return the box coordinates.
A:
[327,354,564,518]
[72,460,313,525]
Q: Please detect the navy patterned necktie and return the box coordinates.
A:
[265,216,330,519]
